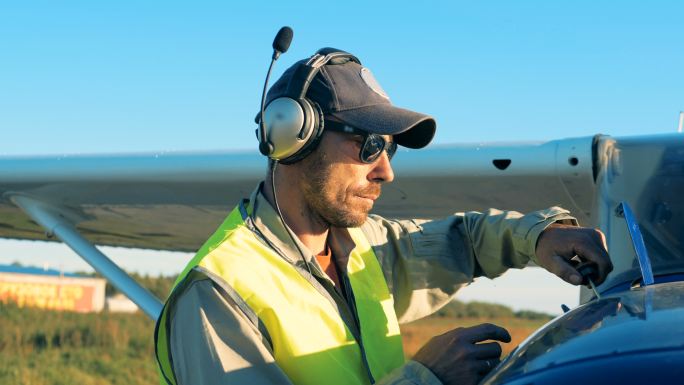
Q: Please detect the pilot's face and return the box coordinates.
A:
[300,130,395,227]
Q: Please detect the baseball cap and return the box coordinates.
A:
[265,49,436,149]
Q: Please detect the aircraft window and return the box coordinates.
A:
[599,137,684,291]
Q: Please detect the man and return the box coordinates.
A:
[154,48,612,385]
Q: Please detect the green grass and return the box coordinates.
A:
[0,283,553,385]
[0,302,157,385]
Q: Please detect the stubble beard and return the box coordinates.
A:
[301,150,377,228]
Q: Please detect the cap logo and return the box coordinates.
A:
[360,67,390,100]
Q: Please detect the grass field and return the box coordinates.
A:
[0,303,157,385]
[0,299,552,385]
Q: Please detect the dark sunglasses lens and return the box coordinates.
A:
[361,136,384,162]
[361,135,397,163]
[387,142,397,160]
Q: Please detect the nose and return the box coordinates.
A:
[368,151,395,183]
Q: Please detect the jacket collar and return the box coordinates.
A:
[246,182,356,274]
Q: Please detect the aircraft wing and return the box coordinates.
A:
[0,136,598,253]
[0,135,599,318]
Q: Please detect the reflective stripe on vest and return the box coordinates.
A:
[154,203,405,385]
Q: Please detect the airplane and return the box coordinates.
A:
[1,129,683,383]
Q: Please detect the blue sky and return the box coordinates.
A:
[1,1,683,156]
[1,1,682,313]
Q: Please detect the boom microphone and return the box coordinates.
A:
[272,26,293,59]
[258,26,294,156]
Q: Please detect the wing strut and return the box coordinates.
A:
[7,193,163,320]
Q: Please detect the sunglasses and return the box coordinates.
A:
[325,120,398,164]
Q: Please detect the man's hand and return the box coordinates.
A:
[535,223,613,285]
[412,323,511,385]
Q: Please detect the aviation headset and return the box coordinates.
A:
[257,47,361,165]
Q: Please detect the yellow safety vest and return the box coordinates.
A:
[155,201,405,385]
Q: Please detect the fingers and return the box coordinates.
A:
[474,358,500,374]
[537,226,614,286]
[548,255,584,285]
[414,324,509,383]
[574,230,613,285]
[472,342,502,359]
[463,323,511,344]
[596,228,608,251]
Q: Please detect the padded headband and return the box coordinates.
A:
[285,48,361,100]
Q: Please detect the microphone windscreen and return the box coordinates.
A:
[273,26,293,54]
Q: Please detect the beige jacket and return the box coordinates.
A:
[167,185,576,384]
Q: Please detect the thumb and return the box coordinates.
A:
[545,255,583,285]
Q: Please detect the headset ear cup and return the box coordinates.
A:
[298,97,321,141]
[262,96,309,161]
[260,49,361,162]
[279,99,325,165]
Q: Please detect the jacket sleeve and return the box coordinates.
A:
[360,207,577,324]
[376,361,443,385]
[168,278,292,385]
[168,277,444,385]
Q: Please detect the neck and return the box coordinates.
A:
[263,164,330,256]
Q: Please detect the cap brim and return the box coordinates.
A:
[329,104,436,149]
